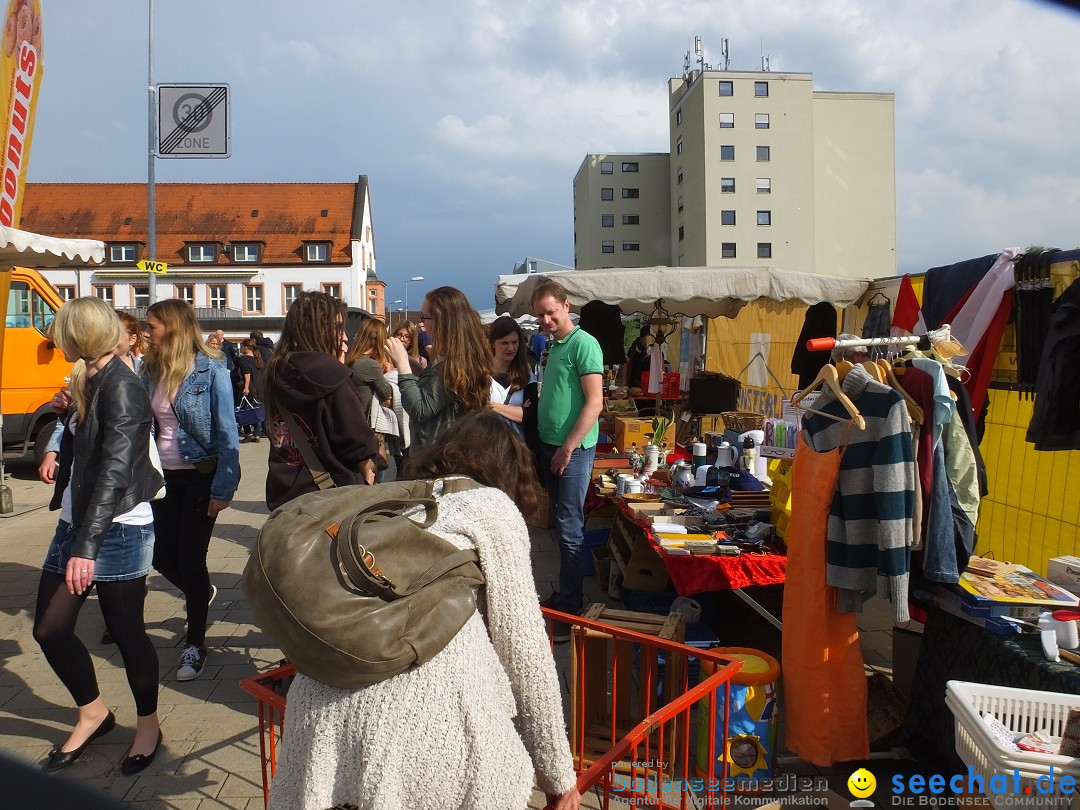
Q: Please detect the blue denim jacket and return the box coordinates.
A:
[142,354,240,502]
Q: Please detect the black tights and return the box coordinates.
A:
[33,572,159,717]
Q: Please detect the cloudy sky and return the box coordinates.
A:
[27,0,1080,308]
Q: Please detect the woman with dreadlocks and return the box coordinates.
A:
[263,291,380,511]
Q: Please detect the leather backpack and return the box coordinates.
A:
[243,477,485,688]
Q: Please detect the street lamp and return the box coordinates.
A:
[404,276,424,322]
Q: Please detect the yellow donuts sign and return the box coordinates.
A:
[0,0,42,228]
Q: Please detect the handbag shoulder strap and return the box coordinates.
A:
[267,389,335,491]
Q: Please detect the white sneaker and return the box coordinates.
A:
[176,644,207,681]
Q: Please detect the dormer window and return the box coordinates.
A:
[305,242,330,262]
[231,243,261,263]
[108,244,138,264]
[187,243,217,263]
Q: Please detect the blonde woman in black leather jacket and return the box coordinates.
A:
[33,297,165,776]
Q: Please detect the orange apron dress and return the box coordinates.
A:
[780,432,869,766]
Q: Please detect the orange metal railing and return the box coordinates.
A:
[240,609,742,809]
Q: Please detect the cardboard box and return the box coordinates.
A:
[1048,555,1080,594]
[613,417,676,453]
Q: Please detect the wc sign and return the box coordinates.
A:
[156,84,230,158]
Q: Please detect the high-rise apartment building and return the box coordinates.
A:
[574,69,895,279]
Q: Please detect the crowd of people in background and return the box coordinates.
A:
[28,278,605,808]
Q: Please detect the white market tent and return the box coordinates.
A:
[0,224,104,267]
[495,265,870,319]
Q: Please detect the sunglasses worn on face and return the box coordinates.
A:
[419,315,433,322]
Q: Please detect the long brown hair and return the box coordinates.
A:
[116,310,145,356]
[346,318,391,371]
[143,299,222,399]
[265,291,346,397]
[402,409,537,517]
[394,320,421,360]
[241,338,264,370]
[488,316,531,392]
[424,286,492,412]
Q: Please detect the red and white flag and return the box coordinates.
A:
[891,274,927,336]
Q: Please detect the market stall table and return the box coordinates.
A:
[612,497,787,629]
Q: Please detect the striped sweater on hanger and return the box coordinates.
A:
[801,364,916,624]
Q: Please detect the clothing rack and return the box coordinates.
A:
[804,333,932,352]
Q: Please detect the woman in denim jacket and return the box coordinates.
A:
[142,300,240,681]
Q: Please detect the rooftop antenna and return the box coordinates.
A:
[720,37,730,71]
[683,46,691,80]
[694,35,710,71]
[760,38,770,71]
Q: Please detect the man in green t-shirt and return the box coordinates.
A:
[533,278,604,641]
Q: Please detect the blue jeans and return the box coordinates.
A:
[540,442,596,614]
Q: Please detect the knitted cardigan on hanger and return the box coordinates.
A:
[801,364,916,624]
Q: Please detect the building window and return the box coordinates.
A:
[676,138,684,155]
[623,214,639,225]
[718,80,733,96]
[368,289,378,314]
[245,284,264,314]
[677,195,684,212]
[622,188,639,199]
[305,243,330,262]
[56,285,76,301]
[283,283,303,310]
[755,113,770,129]
[174,284,194,304]
[232,243,260,263]
[757,145,770,161]
[108,244,137,264]
[721,210,736,226]
[677,171,684,185]
[721,177,735,193]
[93,285,114,305]
[601,214,614,228]
[600,161,613,174]
[675,109,683,126]
[622,241,640,251]
[758,242,773,259]
[755,81,769,97]
[208,284,227,309]
[601,240,615,254]
[719,113,734,128]
[187,244,217,263]
[722,243,737,259]
[757,210,772,226]
[601,187,614,201]
[132,284,149,309]
[720,145,735,161]
[678,225,684,241]
[756,177,772,194]
[321,283,341,299]
[621,161,639,172]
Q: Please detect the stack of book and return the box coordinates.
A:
[921,558,1079,636]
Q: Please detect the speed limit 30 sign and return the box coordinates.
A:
[156,84,230,158]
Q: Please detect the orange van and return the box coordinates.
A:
[1,266,70,466]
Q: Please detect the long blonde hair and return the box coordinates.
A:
[51,297,122,420]
[142,299,222,399]
[346,318,391,371]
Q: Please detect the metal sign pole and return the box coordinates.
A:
[147,0,157,304]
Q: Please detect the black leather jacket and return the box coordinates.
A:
[49,356,164,560]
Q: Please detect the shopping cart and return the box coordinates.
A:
[240,609,744,809]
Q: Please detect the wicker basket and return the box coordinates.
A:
[720,411,764,432]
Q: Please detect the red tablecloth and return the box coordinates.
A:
[617,499,787,596]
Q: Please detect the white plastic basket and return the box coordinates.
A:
[945,680,1080,801]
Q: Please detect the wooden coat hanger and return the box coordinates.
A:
[862,359,885,383]
[877,359,924,425]
[791,363,866,430]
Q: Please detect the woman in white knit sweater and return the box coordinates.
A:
[267,410,580,810]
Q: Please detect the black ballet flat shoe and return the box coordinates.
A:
[121,729,163,776]
[44,710,116,771]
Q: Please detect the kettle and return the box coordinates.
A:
[714,441,739,468]
[671,460,696,493]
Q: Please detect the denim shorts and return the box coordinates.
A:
[42,520,155,581]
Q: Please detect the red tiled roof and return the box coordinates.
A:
[19,183,358,266]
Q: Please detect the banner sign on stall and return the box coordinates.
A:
[0,0,44,227]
